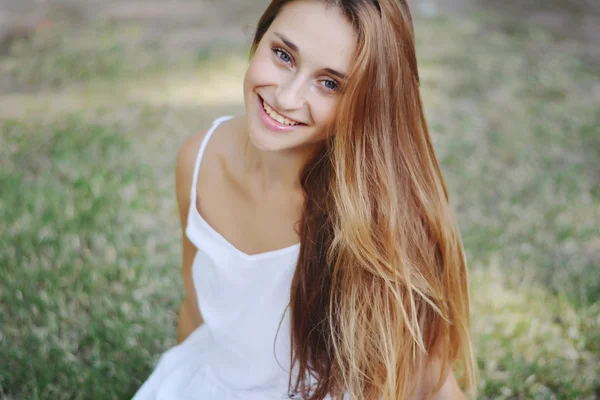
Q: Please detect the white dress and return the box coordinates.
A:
[133,116,304,399]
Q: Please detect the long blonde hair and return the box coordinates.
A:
[252,1,477,398]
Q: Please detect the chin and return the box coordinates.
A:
[244,118,297,154]
[246,118,291,152]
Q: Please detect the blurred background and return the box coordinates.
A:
[0,0,598,398]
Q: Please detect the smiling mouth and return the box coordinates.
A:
[259,96,303,126]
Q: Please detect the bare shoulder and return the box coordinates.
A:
[174,116,243,212]
[175,128,210,210]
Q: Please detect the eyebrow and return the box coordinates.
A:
[273,32,348,80]
[323,68,347,81]
[274,32,298,52]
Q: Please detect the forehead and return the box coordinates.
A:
[268,0,357,73]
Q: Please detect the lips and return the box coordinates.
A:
[257,95,305,129]
[262,101,300,126]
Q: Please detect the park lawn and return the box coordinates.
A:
[1,11,598,400]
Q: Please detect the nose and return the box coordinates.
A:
[274,74,307,111]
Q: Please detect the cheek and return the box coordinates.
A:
[304,98,339,142]
[312,98,339,127]
[245,51,278,89]
[244,62,258,94]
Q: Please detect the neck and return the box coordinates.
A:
[242,129,318,195]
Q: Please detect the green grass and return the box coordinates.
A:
[0,117,181,399]
[1,11,599,400]
[0,22,193,91]
[416,14,600,399]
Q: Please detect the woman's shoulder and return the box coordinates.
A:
[178,115,243,159]
[174,116,243,205]
[174,126,209,202]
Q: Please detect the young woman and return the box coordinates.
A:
[133,0,477,399]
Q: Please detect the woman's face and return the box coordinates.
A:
[243,0,357,152]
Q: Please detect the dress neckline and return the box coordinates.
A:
[191,205,301,261]
[189,115,301,261]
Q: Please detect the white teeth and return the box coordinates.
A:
[262,100,299,126]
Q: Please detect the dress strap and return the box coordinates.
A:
[189,116,233,207]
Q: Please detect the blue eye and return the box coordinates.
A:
[273,48,292,64]
[323,79,338,91]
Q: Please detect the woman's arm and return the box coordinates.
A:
[415,356,468,400]
[430,369,467,400]
[176,236,204,343]
[174,130,208,343]
[177,292,203,343]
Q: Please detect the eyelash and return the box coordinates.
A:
[270,46,339,93]
[272,47,293,65]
